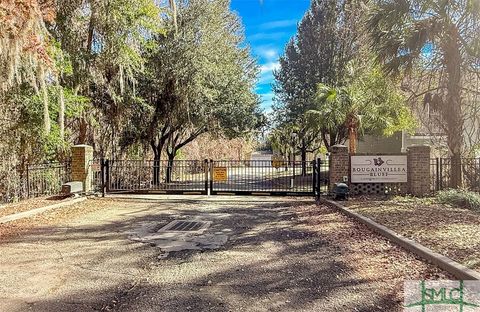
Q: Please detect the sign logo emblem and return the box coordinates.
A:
[373,157,385,166]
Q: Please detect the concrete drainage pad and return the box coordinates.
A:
[128,219,229,257]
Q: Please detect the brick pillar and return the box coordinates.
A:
[329,145,350,191]
[72,145,93,193]
[407,145,431,196]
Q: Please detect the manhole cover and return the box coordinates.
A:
[158,220,211,233]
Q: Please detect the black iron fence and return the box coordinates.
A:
[431,158,480,192]
[1,156,329,203]
[0,161,71,204]
[26,162,72,197]
[0,159,25,203]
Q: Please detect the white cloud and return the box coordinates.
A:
[260,61,280,73]
[260,92,274,100]
[263,49,278,59]
[259,72,274,85]
[257,61,280,89]
[259,19,298,30]
[254,46,279,62]
[248,32,288,42]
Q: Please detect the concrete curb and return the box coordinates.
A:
[321,198,480,280]
[0,197,87,224]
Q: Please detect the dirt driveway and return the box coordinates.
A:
[0,196,447,312]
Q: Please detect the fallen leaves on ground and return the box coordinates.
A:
[0,196,69,218]
[0,198,115,240]
[345,196,480,271]
[293,204,450,309]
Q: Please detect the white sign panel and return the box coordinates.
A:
[351,155,408,183]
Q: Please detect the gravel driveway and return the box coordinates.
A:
[0,196,448,311]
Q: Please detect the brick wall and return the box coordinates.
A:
[71,145,93,193]
[329,145,350,191]
[407,145,431,196]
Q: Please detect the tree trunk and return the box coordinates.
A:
[39,66,50,135]
[169,0,178,35]
[152,143,161,186]
[58,84,65,141]
[329,131,338,148]
[444,31,463,188]
[322,133,330,151]
[166,151,175,183]
[151,139,166,186]
[348,127,357,154]
[78,117,87,144]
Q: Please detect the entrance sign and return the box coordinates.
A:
[212,167,228,181]
[351,155,407,183]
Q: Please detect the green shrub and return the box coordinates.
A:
[437,189,480,211]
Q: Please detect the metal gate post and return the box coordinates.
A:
[435,157,440,192]
[100,158,105,197]
[439,158,443,190]
[204,159,209,195]
[317,158,322,197]
[312,159,317,198]
[209,159,214,195]
[26,164,30,198]
[105,159,110,193]
[292,158,296,180]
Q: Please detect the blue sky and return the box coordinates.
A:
[230,0,310,113]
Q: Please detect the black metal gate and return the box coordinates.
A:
[210,159,324,196]
[98,158,329,197]
[315,158,330,197]
[102,159,208,195]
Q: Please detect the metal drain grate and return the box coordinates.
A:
[158,220,211,232]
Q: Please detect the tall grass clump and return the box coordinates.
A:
[437,189,480,211]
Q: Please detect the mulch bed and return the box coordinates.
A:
[344,196,480,271]
[293,203,450,310]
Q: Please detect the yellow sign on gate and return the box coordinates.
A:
[271,155,286,169]
[213,167,228,181]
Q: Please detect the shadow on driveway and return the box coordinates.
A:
[0,198,442,311]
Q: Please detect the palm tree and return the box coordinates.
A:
[308,84,360,153]
[367,0,480,187]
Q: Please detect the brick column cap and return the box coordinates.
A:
[72,144,93,149]
[329,144,348,153]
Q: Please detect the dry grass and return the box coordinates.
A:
[345,196,480,270]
